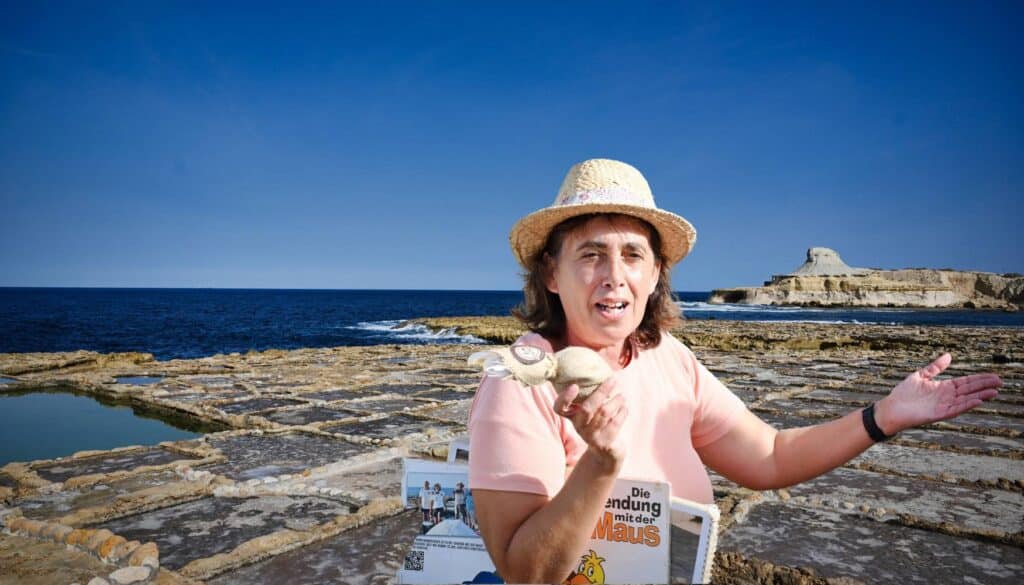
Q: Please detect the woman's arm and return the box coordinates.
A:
[474,379,628,583]
[697,353,1002,490]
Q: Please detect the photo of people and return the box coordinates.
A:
[403,460,480,536]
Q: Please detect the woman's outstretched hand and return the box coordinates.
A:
[876,353,1002,435]
[553,378,628,472]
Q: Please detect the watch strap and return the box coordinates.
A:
[862,402,892,442]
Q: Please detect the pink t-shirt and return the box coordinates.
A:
[467,332,746,504]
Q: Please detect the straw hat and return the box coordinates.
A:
[509,158,697,267]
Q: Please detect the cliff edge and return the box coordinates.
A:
[709,247,1024,311]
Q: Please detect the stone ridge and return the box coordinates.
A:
[789,247,870,277]
[709,249,1023,310]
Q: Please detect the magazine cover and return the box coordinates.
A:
[567,478,671,584]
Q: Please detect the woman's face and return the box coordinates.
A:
[545,215,660,351]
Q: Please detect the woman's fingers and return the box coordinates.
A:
[952,373,1003,396]
[553,384,581,418]
[919,353,952,379]
[585,394,626,429]
[570,378,619,424]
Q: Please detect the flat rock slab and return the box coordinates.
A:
[217,398,305,415]
[357,384,436,396]
[206,510,421,585]
[936,411,1024,434]
[184,376,238,387]
[719,502,1024,584]
[0,532,110,585]
[768,398,850,418]
[852,443,1024,483]
[115,376,164,385]
[96,495,352,570]
[757,410,1024,457]
[344,398,434,414]
[315,457,403,503]
[35,447,198,483]
[327,414,459,441]
[898,427,1024,457]
[205,433,375,481]
[410,389,475,402]
[417,400,472,424]
[801,388,888,404]
[20,470,179,520]
[168,391,249,403]
[261,406,360,426]
[303,389,369,402]
[784,467,1024,535]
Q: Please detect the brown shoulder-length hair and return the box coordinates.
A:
[512,213,680,349]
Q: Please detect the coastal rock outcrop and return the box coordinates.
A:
[709,247,1023,310]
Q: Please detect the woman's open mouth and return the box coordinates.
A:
[595,301,629,317]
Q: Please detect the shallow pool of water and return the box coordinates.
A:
[0,390,209,466]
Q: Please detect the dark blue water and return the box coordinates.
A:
[0,391,203,465]
[1,288,1020,361]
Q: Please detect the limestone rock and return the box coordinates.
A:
[710,248,1024,310]
[791,247,870,276]
[86,529,115,552]
[99,534,128,560]
[108,566,152,585]
[128,541,159,568]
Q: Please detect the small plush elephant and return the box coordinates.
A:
[469,345,612,403]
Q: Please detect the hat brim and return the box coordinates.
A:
[509,203,697,267]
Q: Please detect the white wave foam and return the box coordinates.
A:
[349,320,485,344]
[679,301,826,313]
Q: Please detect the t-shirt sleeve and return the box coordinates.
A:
[468,374,567,498]
[681,344,748,448]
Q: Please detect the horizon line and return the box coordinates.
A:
[0,286,714,293]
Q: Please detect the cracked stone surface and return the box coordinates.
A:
[95,496,352,570]
[719,502,1024,584]
[20,470,179,520]
[204,433,375,481]
[326,413,459,440]
[216,398,305,415]
[206,510,422,585]
[35,448,199,483]
[0,532,110,585]
[1,318,1020,584]
[260,406,360,426]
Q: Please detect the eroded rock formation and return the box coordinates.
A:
[710,247,1023,310]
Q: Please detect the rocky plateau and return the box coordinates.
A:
[0,317,1021,584]
[709,248,1024,311]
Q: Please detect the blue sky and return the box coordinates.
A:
[1,1,1020,290]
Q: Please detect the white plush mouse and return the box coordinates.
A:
[469,344,612,403]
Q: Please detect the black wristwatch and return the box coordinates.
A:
[862,403,893,442]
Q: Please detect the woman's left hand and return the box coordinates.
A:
[875,353,1002,435]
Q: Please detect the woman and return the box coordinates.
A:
[467,159,1002,583]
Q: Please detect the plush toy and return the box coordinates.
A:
[469,345,612,403]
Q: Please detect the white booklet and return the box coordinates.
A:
[398,444,719,584]
[398,458,497,584]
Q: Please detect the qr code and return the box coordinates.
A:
[404,550,424,571]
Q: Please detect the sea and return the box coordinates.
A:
[1,288,1022,361]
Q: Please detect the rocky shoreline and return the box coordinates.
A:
[709,248,1024,311]
[1,318,1022,584]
